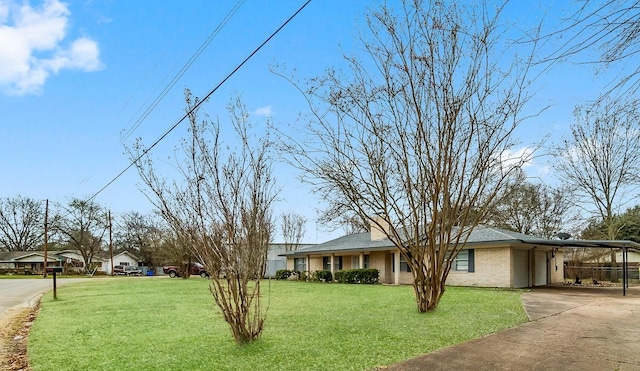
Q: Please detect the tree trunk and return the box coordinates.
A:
[181,261,191,280]
[412,270,446,312]
[210,279,265,344]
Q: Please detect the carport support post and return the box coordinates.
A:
[623,247,627,297]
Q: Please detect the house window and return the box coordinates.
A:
[453,250,468,271]
[450,249,475,272]
[322,256,343,271]
[294,257,306,272]
[119,262,129,266]
[323,257,331,271]
[392,254,411,273]
[334,256,343,271]
[400,255,411,272]
[364,254,370,268]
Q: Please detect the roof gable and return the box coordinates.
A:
[112,251,139,261]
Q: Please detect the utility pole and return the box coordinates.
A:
[109,210,114,276]
[43,199,49,278]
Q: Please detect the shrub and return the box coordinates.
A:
[275,269,292,280]
[295,270,308,282]
[313,270,333,282]
[334,269,379,284]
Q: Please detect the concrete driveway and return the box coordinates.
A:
[386,286,640,371]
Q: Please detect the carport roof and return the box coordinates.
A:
[518,238,640,251]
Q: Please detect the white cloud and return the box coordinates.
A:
[252,106,272,117]
[0,0,102,95]
[499,146,551,178]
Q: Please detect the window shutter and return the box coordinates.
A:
[468,249,475,272]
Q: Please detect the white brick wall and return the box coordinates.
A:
[288,245,556,288]
[446,248,512,287]
[550,250,564,284]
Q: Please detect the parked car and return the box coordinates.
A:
[162,263,209,278]
[124,265,142,276]
[114,265,142,276]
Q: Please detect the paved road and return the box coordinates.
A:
[0,278,85,316]
[386,286,640,371]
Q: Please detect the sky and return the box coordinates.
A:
[0,0,626,243]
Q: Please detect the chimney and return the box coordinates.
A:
[370,215,389,241]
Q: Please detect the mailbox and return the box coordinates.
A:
[46,266,63,299]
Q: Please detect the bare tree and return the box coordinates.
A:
[280,212,306,252]
[54,198,107,273]
[278,0,537,312]
[141,225,193,278]
[486,181,577,239]
[541,1,640,97]
[0,195,44,251]
[130,90,277,344]
[116,211,165,270]
[317,201,370,234]
[582,204,640,243]
[554,99,640,281]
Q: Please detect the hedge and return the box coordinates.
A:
[276,269,378,283]
[275,269,292,280]
[313,270,333,282]
[334,268,379,284]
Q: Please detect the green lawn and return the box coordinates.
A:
[28,279,527,370]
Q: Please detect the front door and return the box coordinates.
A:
[534,250,548,286]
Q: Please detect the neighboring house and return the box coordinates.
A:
[578,250,640,264]
[0,250,141,275]
[51,250,93,272]
[98,251,142,275]
[0,251,62,273]
[54,250,142,275]
[566,249,640,282]
[280,221,567,288]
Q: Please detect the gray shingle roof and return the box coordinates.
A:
[0,251,44,261]
[281,226,549,256]
[464,226,547,244]
[290,232,394,256]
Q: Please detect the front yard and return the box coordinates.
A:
[28,279,527,370]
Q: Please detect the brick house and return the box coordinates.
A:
[280,222,565,288]
[0,251,61,274]
[0,250,141,275]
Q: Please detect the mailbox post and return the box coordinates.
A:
[46,267,63,299]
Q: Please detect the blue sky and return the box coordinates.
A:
[0,0,622,242]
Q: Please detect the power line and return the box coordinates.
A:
[113,0,214,129]
[119,0,246,145]
[89,0,312,202]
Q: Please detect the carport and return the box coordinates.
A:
[519,238,640,296]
